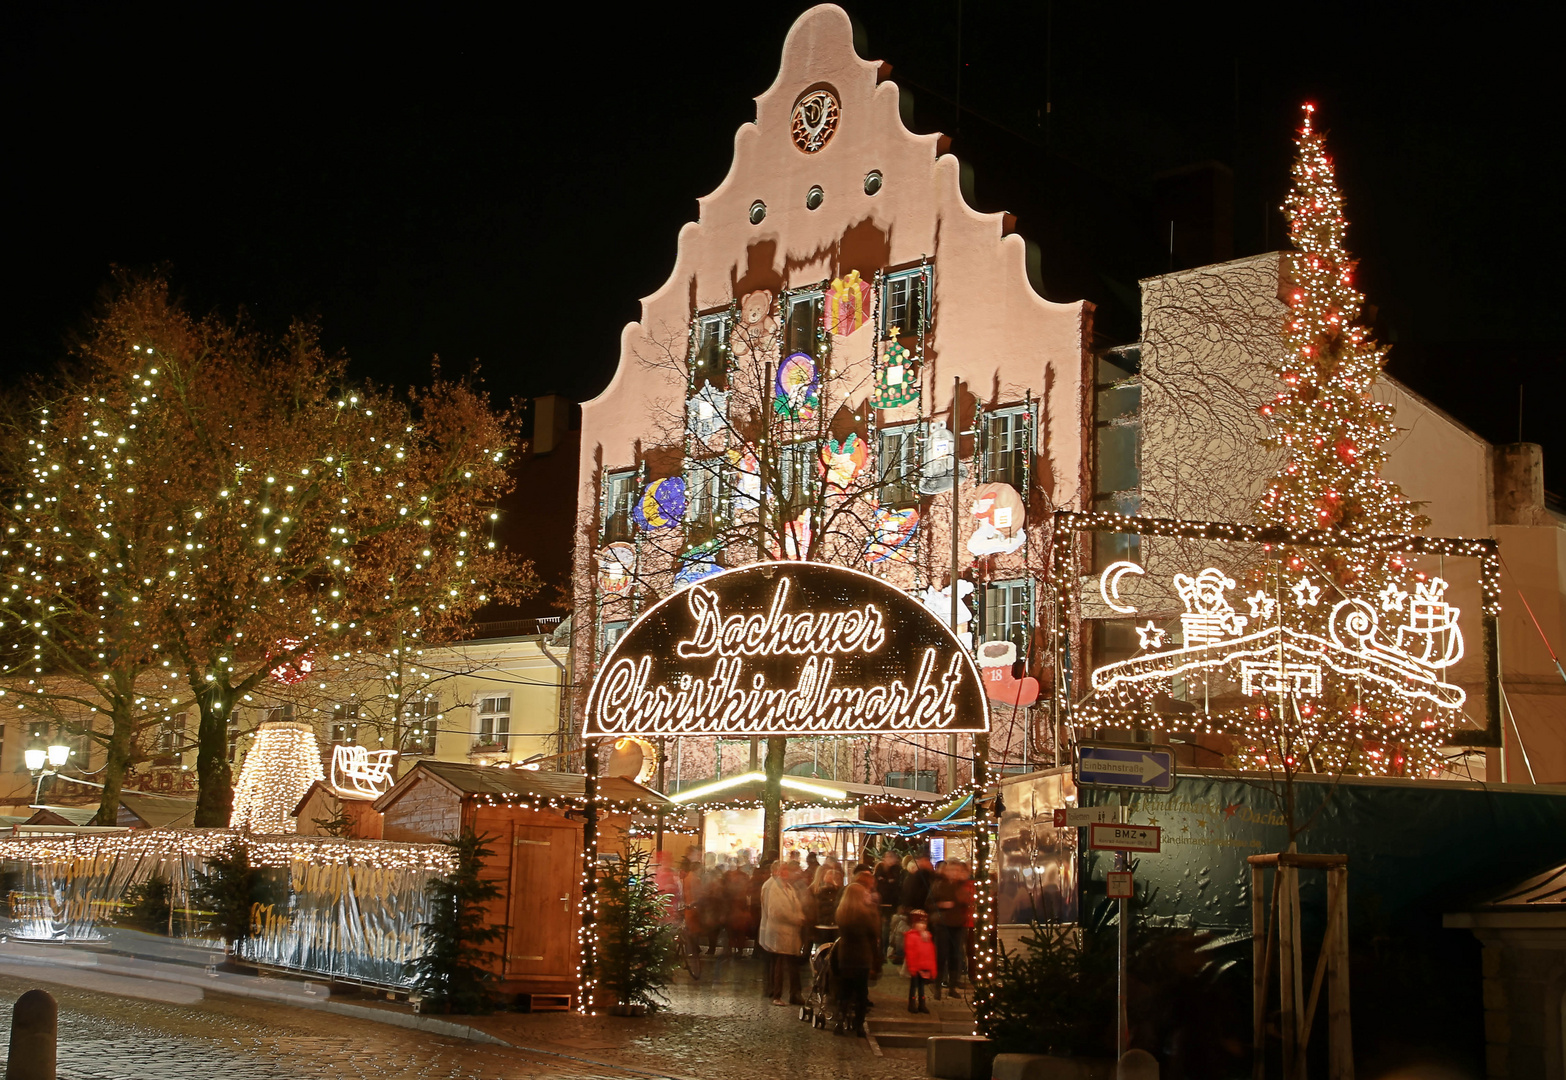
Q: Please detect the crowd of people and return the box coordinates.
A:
[653,846,975,1037]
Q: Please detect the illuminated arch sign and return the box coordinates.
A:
[585,562,989,738]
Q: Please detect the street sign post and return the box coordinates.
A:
[1088,823,1162,853]
[1106,871,1133,900]
[1052,805,1117,828]
[1074,743,1176,792]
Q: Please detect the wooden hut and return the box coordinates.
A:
[372,759,669,1007]
[292,781,385,839]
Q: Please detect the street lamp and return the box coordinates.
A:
[25,743,72,804]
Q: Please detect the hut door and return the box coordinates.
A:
[505,825,582,979]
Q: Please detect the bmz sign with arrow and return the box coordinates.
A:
[1074,742,1176,792]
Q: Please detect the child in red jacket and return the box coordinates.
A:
[903,909,937,1013]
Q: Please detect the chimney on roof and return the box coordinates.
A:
[1493,443,1548,526]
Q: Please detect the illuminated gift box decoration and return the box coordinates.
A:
[826,270,872,335]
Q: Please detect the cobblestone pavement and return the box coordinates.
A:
[0,959,943,1080]
[471,954,953,1080]
[0,974,636,1080]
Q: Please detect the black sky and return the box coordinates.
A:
[7,3,1562,488]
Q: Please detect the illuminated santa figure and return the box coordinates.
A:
[230,720,325,834]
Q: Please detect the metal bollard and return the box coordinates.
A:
[5,988,57,1080]
[1117,1048,1159,1080]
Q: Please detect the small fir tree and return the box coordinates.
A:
[408,829,506,1014]
[974,914,1115,1056]
[596,845,678,1012]
[1247,104,1447,791]
[190,843,258,954]
[121,872,173,934]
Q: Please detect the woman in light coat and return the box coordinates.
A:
[759,860,805,1005]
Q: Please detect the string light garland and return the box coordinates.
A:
[0,828,457,873]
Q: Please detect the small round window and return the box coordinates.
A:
[863,170,883,196]
[806,186,825,211]
[749,201,767,225]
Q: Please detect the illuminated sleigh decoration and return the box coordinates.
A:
[331,744,399,798]
[1092,571,1466,711]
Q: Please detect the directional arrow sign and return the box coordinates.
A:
[1053,806,1118,828]
[1089,824,1162,853]
[1075,743,1176,792]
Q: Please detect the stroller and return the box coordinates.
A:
[797,940,839,1030]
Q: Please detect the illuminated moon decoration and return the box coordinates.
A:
[864,507,919,564]
[1091,568,1467,710]
[331,744,398,798]
[584,562,990,738]
[968,482,1027,557]
[633,477,687,531]
[598,542,636,596]
[775,353,819,420]
[269,639,313,685]
[607,736,660,785]
[1098,560,1145,614]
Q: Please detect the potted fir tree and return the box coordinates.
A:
[408,829,507,1014]
[596,845,678,1016]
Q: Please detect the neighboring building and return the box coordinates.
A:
[1092,252,1565,783]
[571,4,1092,793]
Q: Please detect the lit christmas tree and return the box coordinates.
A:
[1247,104,1448,784]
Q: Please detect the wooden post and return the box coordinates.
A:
[1252,863,1267,1080]
[1277,863,1298,1079]
[1327,865,1354,1079]
[6,988,57,1080]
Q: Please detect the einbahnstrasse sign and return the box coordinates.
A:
[584,562,989,738]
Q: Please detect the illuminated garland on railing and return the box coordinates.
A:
[0,829,457,873]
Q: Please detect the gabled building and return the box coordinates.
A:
[571,4,1092,793]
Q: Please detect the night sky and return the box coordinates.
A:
[8,3,1561,490]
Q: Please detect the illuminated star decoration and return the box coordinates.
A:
[1377,581,1409,611]
[1135,621,1167,650]
[1290,577,1322,607]
[1245,590,1277,621]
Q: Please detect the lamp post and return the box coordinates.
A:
[24,743,72,805]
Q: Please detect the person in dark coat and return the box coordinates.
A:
[831,882,881,1036]
[873,850,905,962]
[900,855,936,914]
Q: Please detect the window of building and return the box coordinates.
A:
[1093,352,1142,569]
[886,769,938,792]
[1092,619,1144,670]
[776,439,819,517]
[155,712,187,763]
[782,293,822,357]
[878,424,921,509]
[983,579,1031,652]
[692,312,730,390]
[601,619,630,659]
[883,270,926,337]
[982,406,1030,491]
[474,695,511,752]
[401,698,439,756]
[685,456,726,544]
[74,719,93,770]
[226,717,241,763]
[260,704,295,725]
[330,705,358,746]
[601,468,638,545]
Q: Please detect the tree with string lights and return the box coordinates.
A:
[1246,104,1443,800]
[2,274,534,826]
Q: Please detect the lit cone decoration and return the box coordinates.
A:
[229,720,326,833]
[1248,104,1443,778]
